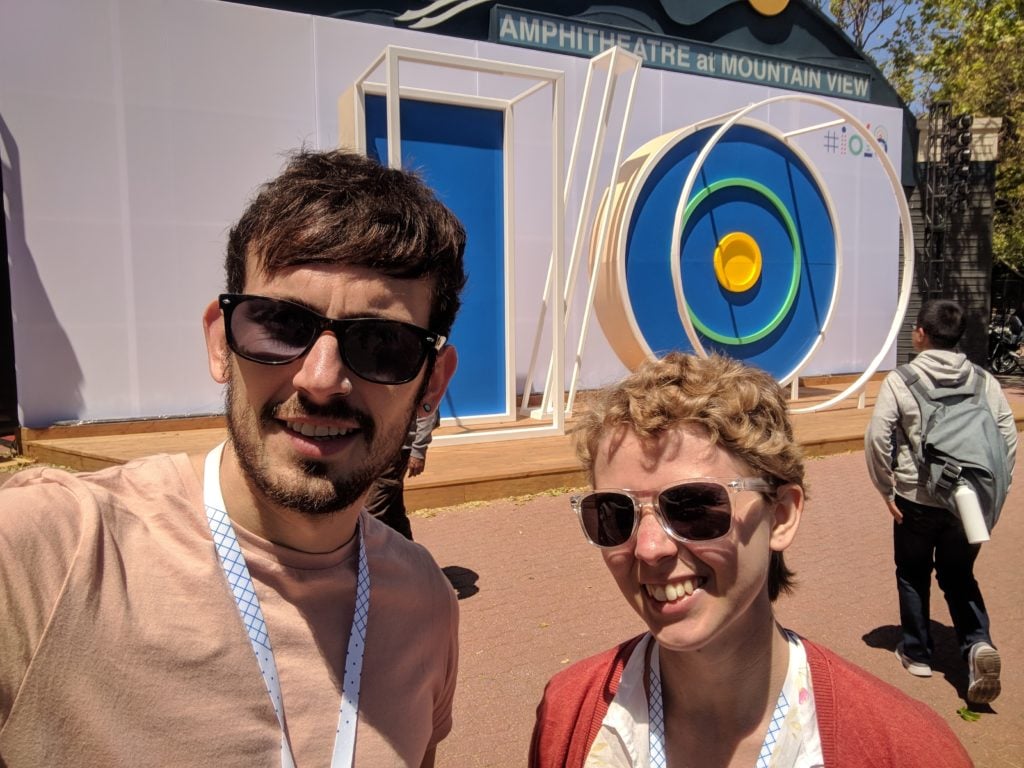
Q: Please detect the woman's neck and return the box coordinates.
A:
[655,621,791,763]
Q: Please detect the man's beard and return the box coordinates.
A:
[224,377,415,517]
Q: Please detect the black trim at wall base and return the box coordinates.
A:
[0,160,19,435]
[0,215,18,436]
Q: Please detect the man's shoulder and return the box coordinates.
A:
[878,362,923,391]
[2,452,192,496]
[0,453,203,624]
[363,515,457,602]
[878,357,958,400]
[902,355,1005,407]
[889,356,936,382]
[1,452,197,528]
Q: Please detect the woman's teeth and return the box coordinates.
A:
[645,578,704,603]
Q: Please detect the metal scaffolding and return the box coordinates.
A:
[920,100,973,300]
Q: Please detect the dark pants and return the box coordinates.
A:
[894,495,991,662]
[363,449,414,540]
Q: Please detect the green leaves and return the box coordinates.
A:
[957,706,981,721]
[829,0,1024,271]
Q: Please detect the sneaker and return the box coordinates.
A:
[967,642,1001,704]
[895,643,932,677]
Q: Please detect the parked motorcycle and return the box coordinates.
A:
[988,322,1021,374]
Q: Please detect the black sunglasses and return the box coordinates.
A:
[219,293,445,385]
[571,477,775,548]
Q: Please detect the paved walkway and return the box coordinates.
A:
[413,449,1024,767]
[6,378,1022,765]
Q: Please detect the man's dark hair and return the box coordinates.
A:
[916,299,966,350]
[226,149,467,336]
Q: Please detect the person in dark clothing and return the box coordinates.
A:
[364,409,439,540]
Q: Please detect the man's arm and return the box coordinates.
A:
[865,376,904,521]
[420,584,458,768]
[882,498,903,523]
[407,411,439,477]
[0,473,85,721]
[988,377,1018,474]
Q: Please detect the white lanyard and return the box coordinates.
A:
[203,442,370,768]
[647,641,792,768]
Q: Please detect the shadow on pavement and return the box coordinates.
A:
[862,621,998,708]
[442,565,480,600]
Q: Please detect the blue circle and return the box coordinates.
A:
[683,178,800,343]
[624,124,837,379]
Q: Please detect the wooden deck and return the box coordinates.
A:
[20,376,1024,511]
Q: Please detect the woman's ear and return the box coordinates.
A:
[203,299,231,384]
[769,483,803,553]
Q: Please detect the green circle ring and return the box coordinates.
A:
[681,178,801,345]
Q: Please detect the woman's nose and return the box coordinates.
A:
[633,504,677,564]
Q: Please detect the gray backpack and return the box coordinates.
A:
[896,364,1010,532]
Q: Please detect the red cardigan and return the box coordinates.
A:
[529,635,973,768]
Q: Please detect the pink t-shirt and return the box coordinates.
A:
[0,453,458,767]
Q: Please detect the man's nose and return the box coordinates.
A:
[291,333,353,400]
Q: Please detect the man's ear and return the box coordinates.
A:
[203,299,231,384]
[420,345,458,412]
[769,484,803,553]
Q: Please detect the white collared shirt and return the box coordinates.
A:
[584,632,825,768]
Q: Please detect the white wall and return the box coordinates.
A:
[1,0,903,427]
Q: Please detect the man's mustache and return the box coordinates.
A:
[265,395,376,440]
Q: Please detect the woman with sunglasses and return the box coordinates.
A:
[530,353,971,768]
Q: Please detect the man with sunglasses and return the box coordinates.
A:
[531,352,971,768]
[0,150,466,767]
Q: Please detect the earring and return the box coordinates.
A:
[422,402,432,412]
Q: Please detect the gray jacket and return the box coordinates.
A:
[406,410,440,461]
[865,350,1017,507]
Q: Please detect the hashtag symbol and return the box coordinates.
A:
[824,131,839,152]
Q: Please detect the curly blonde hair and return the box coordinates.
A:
[573,352,805,600]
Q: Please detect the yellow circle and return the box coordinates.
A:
[749,0,789,16]
[713,232,762,292]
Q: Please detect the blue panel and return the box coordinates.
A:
[624,124,837,379]
[365,95,506,418]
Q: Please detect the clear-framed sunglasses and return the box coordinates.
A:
[571,477,775,548]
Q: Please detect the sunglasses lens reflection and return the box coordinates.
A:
[659,482,732,540]
[342,320,428,385]
[232,298,315,362]
[580,482,734,547]
[226,296,432,384]
[580,492,635,547]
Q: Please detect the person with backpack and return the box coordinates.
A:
[866,299,1017,704]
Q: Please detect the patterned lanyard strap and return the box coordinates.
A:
[203,443,370,768]
[647,640,791,768]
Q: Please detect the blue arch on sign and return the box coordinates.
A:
[365,95,506,419]
[624,124,836,378]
